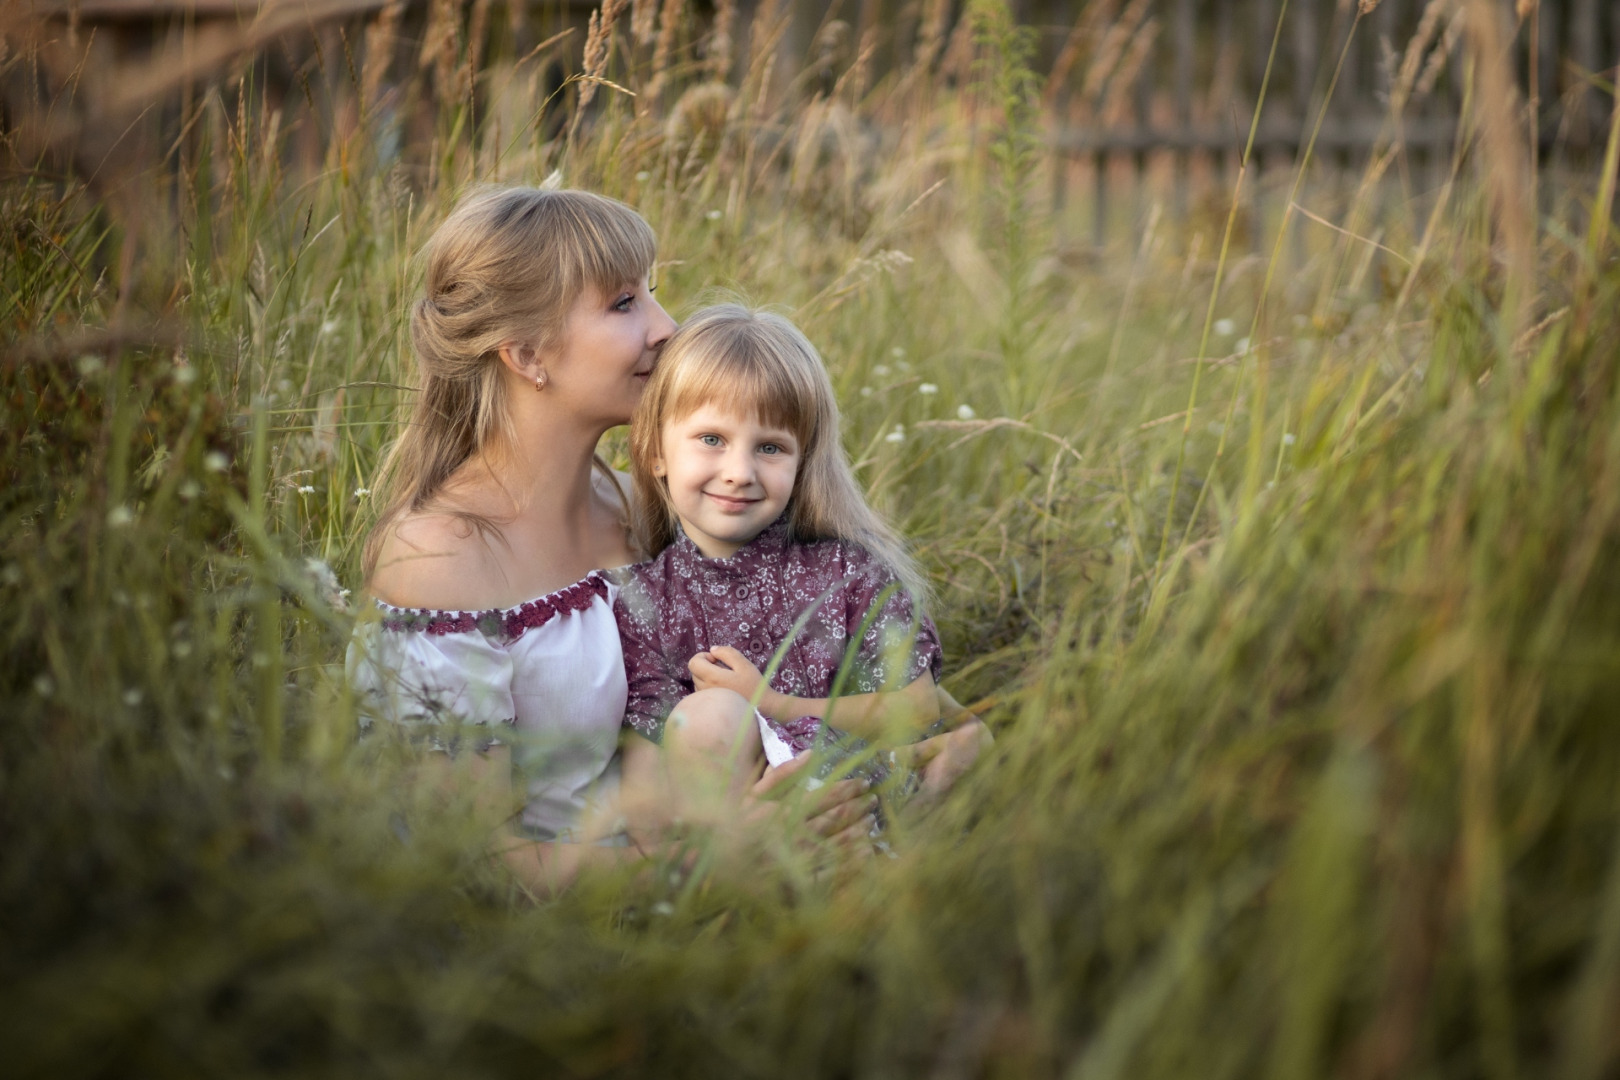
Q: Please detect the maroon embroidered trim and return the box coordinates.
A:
[377,572,609,640]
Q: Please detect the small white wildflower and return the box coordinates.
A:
[305,557,350,612]
[859,387,873,397]
[251,651,270,669]
[884,425,905,444]
[354,486,371,498]
[173,364,196,386]
[179,480,200,500]
[652,901,675,916]
[1282,432,1297,446]
[1235,337,1251,355]
[33,674,54,698]
[1214,318,1236,337]
[107,505,135,527]
[706,209,723,221]
[890,346,906,358]
[957,404,976,420]
[76,355,104,376]
[918,383,939,396]
[123,688,143,707]
[635,170,652,182]
[297,485,316,495]
[172,641,192,659]
[873,364,891,377]
[204,451,229,472]
[320,319,339,336]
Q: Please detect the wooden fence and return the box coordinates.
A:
[1024,0,1619,241]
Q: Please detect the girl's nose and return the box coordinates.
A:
[719,446,755,485]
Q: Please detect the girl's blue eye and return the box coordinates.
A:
[760,443,780,455]
[614,293,634,311]
[699,434,722,447]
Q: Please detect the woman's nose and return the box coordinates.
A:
[647,296,676,349]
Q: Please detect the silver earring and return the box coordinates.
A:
[534,369,547,392]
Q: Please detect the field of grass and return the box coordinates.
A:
[4,0,1620,1076]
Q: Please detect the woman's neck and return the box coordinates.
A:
[474,424,602,521]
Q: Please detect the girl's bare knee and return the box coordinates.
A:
[665,688,751,755]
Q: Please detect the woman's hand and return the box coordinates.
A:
[689,646,772,705]
[745,751,877,844]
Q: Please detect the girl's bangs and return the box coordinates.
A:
[665,338,817,444]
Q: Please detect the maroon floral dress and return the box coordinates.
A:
[610,516,942,759]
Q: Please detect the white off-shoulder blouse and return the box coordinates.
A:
[345,571,630,842]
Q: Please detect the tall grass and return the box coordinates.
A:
[3,1,1619,1075]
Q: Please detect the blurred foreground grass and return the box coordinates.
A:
[4,2,1620,1076]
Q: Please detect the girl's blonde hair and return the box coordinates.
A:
[363,186,657,577]
[629,303,928,605]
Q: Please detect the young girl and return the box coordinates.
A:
[612,303,945,786]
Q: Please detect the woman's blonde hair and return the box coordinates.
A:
[629,302,928,605]
[363,186,657,577]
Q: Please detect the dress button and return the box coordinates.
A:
[734,584,751,600]
[750,637,767,654]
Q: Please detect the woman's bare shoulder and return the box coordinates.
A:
[368,510,509,610]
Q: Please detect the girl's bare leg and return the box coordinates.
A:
[660,688,764,828]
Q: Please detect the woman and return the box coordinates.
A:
[348,186,988,892]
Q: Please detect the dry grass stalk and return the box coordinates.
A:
[649,0,685,102]
[1043,0,1122,112]
[1462,0,1534,340]
[1389,0,1452,115]
[1415,10,1465,98]
[1099,15,1159,127]
[1081,0,1152,108]
[912,0,951,75]
[420,0,461,102]
[630,0,657,47]
[850,22,877,103]
[574,0,628,125]
[361,1,403,118]
[707,0,736,82]
[461,0,491,104]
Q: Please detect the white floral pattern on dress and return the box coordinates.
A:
[610,516,942,752]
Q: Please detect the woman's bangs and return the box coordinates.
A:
[566,197,658,298]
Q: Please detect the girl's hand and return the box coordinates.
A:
[896,718,993,812]
[689,646,767,701]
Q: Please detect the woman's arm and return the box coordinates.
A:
[688,646,941,740]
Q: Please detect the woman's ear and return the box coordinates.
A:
[496,342,540,379]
